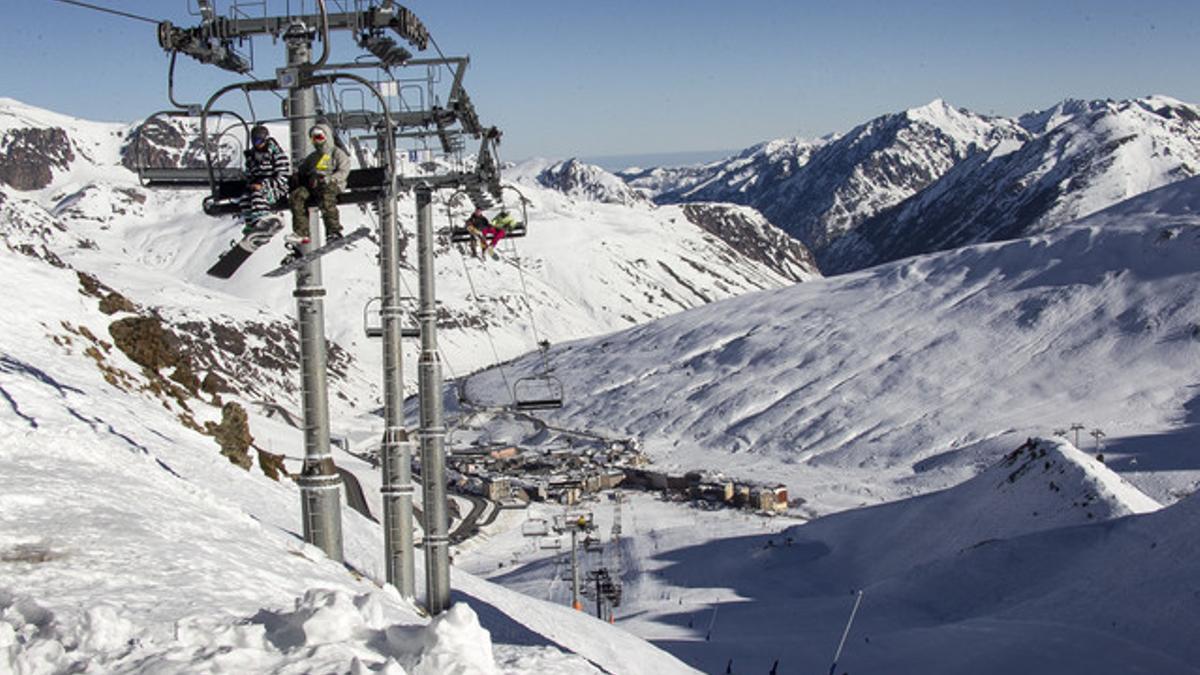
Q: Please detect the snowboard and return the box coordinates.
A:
[263,226,371,278]
[206,216,285,279]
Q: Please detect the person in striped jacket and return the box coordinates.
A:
[240,124,291,233]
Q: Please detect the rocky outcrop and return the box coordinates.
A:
[681,203,819,282]
[0,128,75,190]
[208,402,254,470]
[120,116,236,172]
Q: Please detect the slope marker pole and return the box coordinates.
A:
[828,589,864,675]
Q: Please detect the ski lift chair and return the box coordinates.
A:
[521,518,550,537]
[447,184,530,243]
[512,373,564,411]
[202,165,389,217]
[131,109,249,188]
[363,296,420,339]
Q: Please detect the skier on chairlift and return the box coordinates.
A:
[480,209,518,259]
[463,207,490,258]
[284,123,349,263]
[240,124,290,234]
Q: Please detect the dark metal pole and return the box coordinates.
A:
[415,185,450,613]
[595,573,603,619]
[288,27,343,562]
[570,527,582,611]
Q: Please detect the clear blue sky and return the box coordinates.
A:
[4,1,1199,162]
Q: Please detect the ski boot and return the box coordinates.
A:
[281,234,310,265]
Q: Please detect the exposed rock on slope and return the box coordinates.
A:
[0,127,75,190]
[681,203,818,282]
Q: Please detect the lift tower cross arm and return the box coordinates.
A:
[157,5,429,57]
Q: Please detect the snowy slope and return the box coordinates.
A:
[0,98,818,401]
[761,437,1161,582]
[473,438,1188,674]
[0,211,696,673]
[619,439,1196,674]
[0,98,742,674]
[827,95,1200,273]
[460,176,1200,513]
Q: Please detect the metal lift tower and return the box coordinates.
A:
[159,0,502,614]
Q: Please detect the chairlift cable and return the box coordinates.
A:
[392,251,462,386]
[509,238,550,373]
[47,0,161,25]
[457,250,515,405]
[362,192,467,411]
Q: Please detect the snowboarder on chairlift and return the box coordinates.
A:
[285,123,349,263]
[464,207,490,258]
[240,124,290,234]
[480,209,518,259]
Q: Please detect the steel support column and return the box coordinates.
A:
[415,186,450,613]
[288,30,343,562]
[378,184,415,598]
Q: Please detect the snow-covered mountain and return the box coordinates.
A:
[7,92,1200,673]
[827,95,1200,272]
[459,175,1200,513]
[634,96,1200,276]
[641,100,1027,259]
[455,180,1200,671]
[0,98,723,673]
[530,157,648,206]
